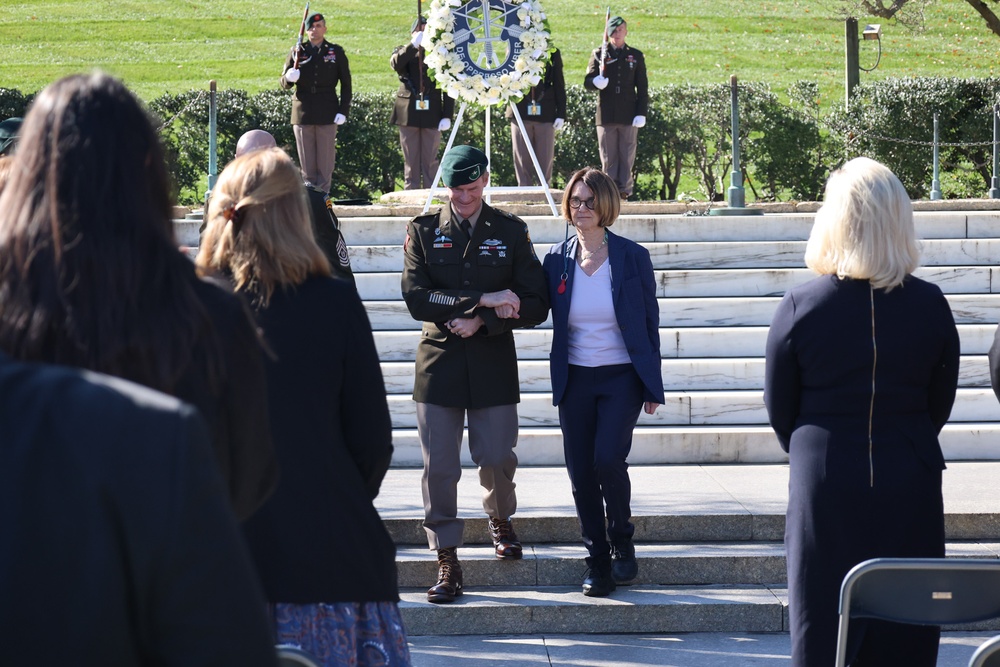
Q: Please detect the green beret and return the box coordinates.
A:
[607,16,625,32]
[0,117,21,156]
[411,16,427,32]
[440,146,489,187]
[306,13,324,28]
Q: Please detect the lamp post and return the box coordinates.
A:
[845,20,881,110]
[708,75,763,216]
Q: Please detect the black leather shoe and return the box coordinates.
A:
[612,539,638,583]
[488,517,523,560]
[582,555,616,597]
[427,547,463,604]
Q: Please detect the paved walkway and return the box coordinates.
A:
[407,631,997,666]
[377,461,1000,523]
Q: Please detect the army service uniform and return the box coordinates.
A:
[584,43,648,197]
[505,49,566,187]
[281,39,352,193]
[390,42,455,190]
[401,203,549,549]
[305,187,355,287]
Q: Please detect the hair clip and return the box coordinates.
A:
[222,204,245,235]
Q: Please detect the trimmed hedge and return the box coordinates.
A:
[6,77,1000,203]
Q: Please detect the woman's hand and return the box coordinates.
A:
[447,315,484,338]
[643,402,660,415]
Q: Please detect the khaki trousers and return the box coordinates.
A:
[597,124,638,196]
[399,125,442,190]
[416,402,519,550]
[510,120,555,187]
[293,123,338,194]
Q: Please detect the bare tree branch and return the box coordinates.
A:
[964,0,1000,38]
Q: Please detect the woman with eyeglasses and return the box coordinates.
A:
[541,167,663,597]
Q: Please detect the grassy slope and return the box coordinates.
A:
[2,0,999,112]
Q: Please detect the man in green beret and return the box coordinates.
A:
[401,145,550,604]
[585,15,648,199]
[0,117,22,156]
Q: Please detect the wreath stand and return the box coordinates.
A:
[422,101,559,216]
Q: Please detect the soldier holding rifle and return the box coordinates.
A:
[584,13,648,200]
[280,8,352,195]
[390,11,455,190]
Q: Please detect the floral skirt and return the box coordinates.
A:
[272,601,411,667]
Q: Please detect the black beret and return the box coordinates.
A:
[0,117,21,156]
[306,13,325,28]
[607,16,625,32]
[411,16,427,32]
[440,146,489,187]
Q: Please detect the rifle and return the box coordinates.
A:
[417,0,425,98]
[599,6,611,78]
[291,2,311,70]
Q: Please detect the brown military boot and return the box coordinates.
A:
[427,547,463,604]
[488,516,523,560]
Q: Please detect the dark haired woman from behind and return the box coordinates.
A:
[197,147,408,667]
[0,72,276,520]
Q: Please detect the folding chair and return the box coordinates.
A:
[834,558,1000,667]
[970,634,1000,667]
[276,645,322,667]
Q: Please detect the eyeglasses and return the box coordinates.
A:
[568,197,597,210]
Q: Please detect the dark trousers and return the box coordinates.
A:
[558,363,644,558]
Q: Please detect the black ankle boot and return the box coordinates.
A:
[582,554,616,597]
[612,539,638,583]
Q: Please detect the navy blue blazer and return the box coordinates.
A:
[542,229,664,406]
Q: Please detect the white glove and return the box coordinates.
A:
[632,115,646,128]
[411,31,424,49]
[592,74,609,90]
[438,118,451,132]
[283,68,300,83]
[334,113,346,125]
[552,118,565,131]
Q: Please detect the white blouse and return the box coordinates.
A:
[566,259,631,367]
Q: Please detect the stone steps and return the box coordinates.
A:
[364,293,1000,330]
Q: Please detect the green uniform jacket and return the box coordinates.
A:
[281,40,352,125]
[584,43,648,126]
[401,203,549,408]
[389,43,455,128]
[505,48,566,124]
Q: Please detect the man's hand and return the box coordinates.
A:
[438,118,452,132]
[592,75,609,90]
[632,115,646,128]
[552,118,565,131]
[283,69,301,83]
[411,31,424,49]
[479,289,520,311]
[446,315,484,338]
[334,113,347,125]
[494,303,520,319]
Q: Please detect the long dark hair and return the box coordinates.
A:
[0,72,220,392]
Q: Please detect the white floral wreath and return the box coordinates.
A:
[423,0,550,107]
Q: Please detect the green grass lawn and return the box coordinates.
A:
[2,0,999,112]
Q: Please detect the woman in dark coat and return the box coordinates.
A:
[197,147,408,667]
[0,72,276,521]
[764,157,960,667]
[542,167,664,597]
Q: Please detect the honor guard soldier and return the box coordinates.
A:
[505,47,566,187]
[400,145,550,604]
[584,16,648,200]
[281,12,352,194]
[391,16,455,190]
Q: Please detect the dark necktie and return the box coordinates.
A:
[460,219,472,239]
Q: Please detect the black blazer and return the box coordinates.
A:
[542,229,664,406]
[242,276,398,603]
[0,353,276,666]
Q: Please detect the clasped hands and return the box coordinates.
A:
[445,290,520,338]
